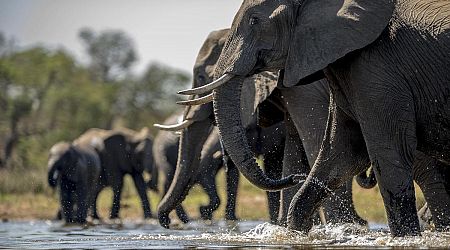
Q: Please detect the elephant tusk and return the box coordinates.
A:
[178,73,234,95]
[176,93,214,106]
[153,120,194,131]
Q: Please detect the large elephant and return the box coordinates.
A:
[153,112,239,223]
[74,127,156,219]
[157,29,368,228]
[47,141,101,224]
[155,29,289,228]
[180,0,450,236]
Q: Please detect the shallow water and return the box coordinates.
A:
[0,220,449,249]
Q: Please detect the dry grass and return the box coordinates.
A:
[0,169,426,224]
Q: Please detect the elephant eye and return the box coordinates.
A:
[249,16,259,26]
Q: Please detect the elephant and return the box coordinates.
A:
[74,127,156,219]
[153,112,239,223]
[47,141,101,224]
[179,0,450,236]
[360,159,450,229]
[155,29,288,228]
[157,29,369,228]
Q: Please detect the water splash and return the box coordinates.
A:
[2,220,450,248]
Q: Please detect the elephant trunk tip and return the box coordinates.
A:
[264,174,305,191]
[157,210,171,229]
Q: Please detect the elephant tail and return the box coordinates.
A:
[355,167,377,189]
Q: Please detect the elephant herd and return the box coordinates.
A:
[48,0,449,237]
[158,0,450,237]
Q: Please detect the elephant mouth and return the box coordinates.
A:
[245,51,266,76]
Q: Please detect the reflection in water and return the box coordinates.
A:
[0,220,449,249]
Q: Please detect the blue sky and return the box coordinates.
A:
[0,0,242,74]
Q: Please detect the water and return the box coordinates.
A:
[1,220,449,249]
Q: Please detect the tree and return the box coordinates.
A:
[0,47,86,167]
[119,62,190,130]
[0,32,16,57]
[79,28,137,82]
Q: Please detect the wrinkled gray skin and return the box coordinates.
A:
[157,29,289,228]
[153,113,238,223]
[75,128,156,219]
[48,141,101,224]
[209,0,450,236]
[361,157,450,229]
[158,29,369,228]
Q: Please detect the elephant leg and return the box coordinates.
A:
[110,178,124,219]
[75,184,88,224]
[91,187,102,220]
[263,149,283,224]
[131,173,153,218]
[199,176,221,220]
[322,179,367,225]
[55,209,63,220]
[356,96,419,236]
[175,205,190,224]
[287,99,370,233]
[60,179,75,223]
[278,115,310,226]
[413,152,450,230]
[163,169,190,224]
[225,158,239,221]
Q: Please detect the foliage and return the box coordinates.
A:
[79,28,137,82]
[0,30,190,194]
[119,62,190,131]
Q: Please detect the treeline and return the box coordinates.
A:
[0,29,189,193]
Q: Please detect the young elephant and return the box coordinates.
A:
[153,113,239,223]
[74,127,156,220]
[48,141,101,224]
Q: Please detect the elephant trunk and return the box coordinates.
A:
[157,120,212,228]
[213,76,300,191]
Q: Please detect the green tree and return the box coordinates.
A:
[119,62,190,130]
[79,28,137,82]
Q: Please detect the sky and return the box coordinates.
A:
[0,0,242,75]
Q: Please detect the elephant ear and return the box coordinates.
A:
[283,0,394,87]
[240,71,278,128]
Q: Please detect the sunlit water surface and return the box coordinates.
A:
[1,220,449,249]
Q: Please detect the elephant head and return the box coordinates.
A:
[47,142,79,187]
[155,29,294,228]
[155,29,229,227]
[132,127,158,191]
[178,0,394,192]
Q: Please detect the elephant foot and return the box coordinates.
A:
[55,210,63,220]
[178,213,190,224]
[200,206,214,221]
[225,213,238,221]
[158,212,171,229]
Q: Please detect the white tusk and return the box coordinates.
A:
[153,120,194,131]
[178,73,233,95]
[176,93,214,106]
